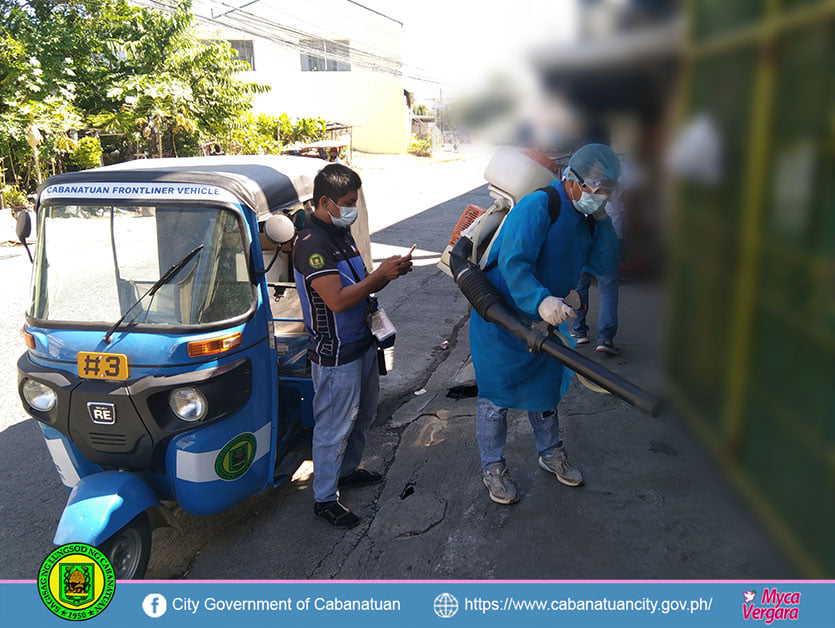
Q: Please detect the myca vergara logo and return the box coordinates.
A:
[742,588,800,624]
[38,543,115,621]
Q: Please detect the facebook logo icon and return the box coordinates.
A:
[142,593,168,618]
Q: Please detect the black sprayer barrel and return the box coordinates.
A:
[449,238,661,417]
[539,336,660,416]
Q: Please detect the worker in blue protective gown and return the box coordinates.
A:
[470,143,622,505]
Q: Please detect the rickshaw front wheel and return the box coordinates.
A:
[98,512,152,579]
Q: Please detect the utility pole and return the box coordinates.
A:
[439,87,443,136]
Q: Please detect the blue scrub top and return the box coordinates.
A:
[469,179,620,411]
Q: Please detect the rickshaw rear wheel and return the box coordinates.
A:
[98,512,152,579]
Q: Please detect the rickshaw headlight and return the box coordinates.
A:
[169,387,207,422]
[22,379,57,412]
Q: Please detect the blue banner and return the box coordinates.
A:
[2,581,833,628]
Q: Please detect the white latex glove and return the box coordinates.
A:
[538,296,577,326]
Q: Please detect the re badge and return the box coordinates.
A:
[38,544,115,621]
[308,253,325,269]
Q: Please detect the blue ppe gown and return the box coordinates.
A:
[469,180,620,411]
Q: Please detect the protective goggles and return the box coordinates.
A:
[566,167,621,198]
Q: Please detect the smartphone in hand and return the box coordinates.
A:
[398,244,416,276]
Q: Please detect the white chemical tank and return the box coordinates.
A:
[483,148,561,204]
[437,148,562,277]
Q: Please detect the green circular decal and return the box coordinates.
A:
[215,433,257,480]
[38,543,115,621]
[308,253,325,269]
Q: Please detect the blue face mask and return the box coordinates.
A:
[573,191,607,216]
[330,200,358,228]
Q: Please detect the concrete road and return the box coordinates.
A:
[0,149,794,579]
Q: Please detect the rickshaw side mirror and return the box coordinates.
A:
[16,210,31,242]
[16,210,34,264]
[264,213,295,245]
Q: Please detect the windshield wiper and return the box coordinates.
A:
[102,245,204,344]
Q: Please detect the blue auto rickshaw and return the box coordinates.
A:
[16,156,349,578]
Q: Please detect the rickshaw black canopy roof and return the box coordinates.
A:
[39,155,325,220]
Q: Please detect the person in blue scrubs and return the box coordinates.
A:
[470,144,622,504]
[572,158,632,356]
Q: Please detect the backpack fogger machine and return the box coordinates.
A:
[438,148,661,417]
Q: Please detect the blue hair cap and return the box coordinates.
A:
[567,143,621,183]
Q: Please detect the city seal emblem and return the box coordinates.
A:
[215,432,257,480]
[308,253,325,269]
[38,543,115,620]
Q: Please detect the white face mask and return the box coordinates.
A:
[573,191,607,216]
[331,204,358,228]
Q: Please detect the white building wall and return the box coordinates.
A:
[195,0,409,154]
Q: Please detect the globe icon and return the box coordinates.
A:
[433,592,459,618]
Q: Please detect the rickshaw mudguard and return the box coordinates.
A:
[38,423,103,489]
[54,471,158,547]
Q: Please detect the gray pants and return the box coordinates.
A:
[310,344,379,502]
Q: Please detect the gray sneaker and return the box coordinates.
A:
[482,462,519,504]
[539,446,584,486]
[596,340,622,356]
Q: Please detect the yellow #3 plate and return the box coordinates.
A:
[77,352,129,380]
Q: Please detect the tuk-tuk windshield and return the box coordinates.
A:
[29,204,254,327]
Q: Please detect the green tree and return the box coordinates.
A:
[0,30,38,186]
[0,0,269,186]
[87,1,267,157]
[277,113,327,145]
[66,136,102,170]
[227,112,282,155]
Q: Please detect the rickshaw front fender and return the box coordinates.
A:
[54,471,159,547]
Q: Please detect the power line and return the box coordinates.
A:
[210,0,260,19]
[344,0,402,27]
[194,0,402,72]
[218,11,400,72]
[140,0,398,72]
[134,0,449,85]
[255,0,438,76]
[210,8,446,84]
[206,0,402,65]
[305,0,402,38]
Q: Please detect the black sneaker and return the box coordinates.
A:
[313,500,360,528]
[571,332,589,345]
[338,468,383,488]
[596,340,623,356]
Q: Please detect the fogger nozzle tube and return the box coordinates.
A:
[449,237,661,418]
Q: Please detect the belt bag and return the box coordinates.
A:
[370,307,396,349]
[371,306,396,377]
